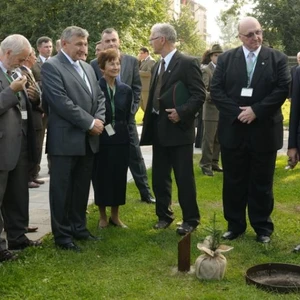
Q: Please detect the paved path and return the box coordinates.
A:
[10,126,289,241]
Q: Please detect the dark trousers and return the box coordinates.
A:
[0,135,29,249]
[128,121,151,198]
[28,128,43,181]
[152,122,200,225]
[221,145,276,236]
[49,145,94,245]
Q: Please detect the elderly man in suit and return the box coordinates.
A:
[140,23,206,235]
[91,28,155,204]
[41,26,106,252]
[211,17,290,243]
[0,34,42,261]
[200,44,223,177]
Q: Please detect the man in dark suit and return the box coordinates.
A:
[287,62,300,252]
[91,28,155,204]
[0,34,42,261]
[140,23,206,235]
[21,47,44,190]
[211,17,290,243]
[41,26,106,252]
[288,52,300,101]
[31,36,53,177]
[200,44,223,177]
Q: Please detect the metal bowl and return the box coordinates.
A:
[246,263,300,293]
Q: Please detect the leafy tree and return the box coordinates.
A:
[170,4,206,56]
[0,0,169,60]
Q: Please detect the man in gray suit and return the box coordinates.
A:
[90,28,155,204]
[41,26,106,252]
[200,44,223,176]
[0,34,42,261]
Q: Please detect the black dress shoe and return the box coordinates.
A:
[153,220,172,230]
[201,168,214,177]
[293,244,300,253]
[56,242,81,252]
[256,235,270,243]
[176,222,196,236]
[109,217,128,228]
[8,239,42,250]
[222,231,244,240]
[75,234,102,241]
[0,249,18,262]
[141,195,156,204]
[212,165,223,172]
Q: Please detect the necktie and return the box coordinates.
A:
[246,52,255,86]
[153,59,165,112]
[73,61,91,93]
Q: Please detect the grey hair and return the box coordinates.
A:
[151,23,177,44]
[0,34,31,55]
[60,26,89,42]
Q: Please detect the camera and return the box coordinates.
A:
[11,71,22,81]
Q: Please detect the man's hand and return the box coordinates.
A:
[238,106,256,124]
[10,75,27,93]
[89,119,104,135]
[165,108,180,123]
[287,148,299,169]
[27,85,40,103]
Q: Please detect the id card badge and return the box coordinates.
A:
[105,124,116,136]
[21,111,28,120]
[241,88,253,97]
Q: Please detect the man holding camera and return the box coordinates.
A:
[0,34,42,262]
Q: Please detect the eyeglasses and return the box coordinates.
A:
[148,36,161,42]
[239,30,263,39]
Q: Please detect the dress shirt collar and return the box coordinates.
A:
[22,65,31,73]
[39,55,49,63]
[61,49,79,66]
[242,45,261,60]
[0,61,8,73]
[161,49,177,71]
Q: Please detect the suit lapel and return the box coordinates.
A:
[233,47,248,87]
[161,51,180,89]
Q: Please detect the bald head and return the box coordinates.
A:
[238,17,263,51]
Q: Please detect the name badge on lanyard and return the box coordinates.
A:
[241,88,253,97]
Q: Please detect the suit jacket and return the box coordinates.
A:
[41,52,106,155]
[202,62,219,121]
[140,56,156,72]
[210,45,290,152]
[91,54,141,115]
[289,64,299,99]
[98,77,132,145]
[140,50,206,147]
[31,56,43,85]
[20,66,43,130]
[288,66,300,149]
[0,70,36,170]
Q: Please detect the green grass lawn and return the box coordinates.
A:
[1,155,300,299]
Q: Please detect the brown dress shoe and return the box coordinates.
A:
[26,226,38,233]
[33,179,45,184]
[28,181,40,188]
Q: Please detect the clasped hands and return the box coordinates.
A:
[89,119,104,136]
[238,106,256,124]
